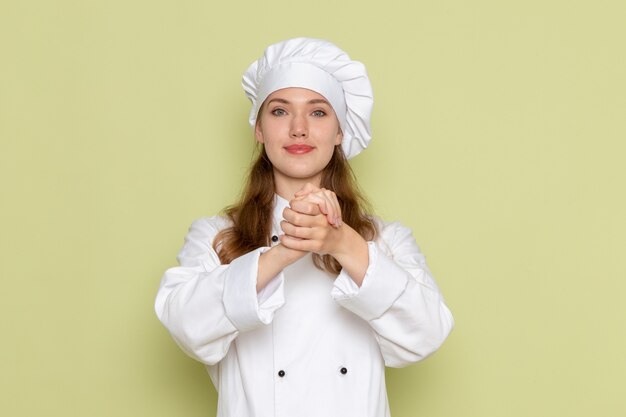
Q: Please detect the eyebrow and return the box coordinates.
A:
[266,98,331,106]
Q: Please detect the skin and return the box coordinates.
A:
[254,87,369,291]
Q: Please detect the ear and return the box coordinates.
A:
[334,128,343,146]
[254,121,264,144]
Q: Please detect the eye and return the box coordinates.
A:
[312,110,326,117]
[271,108,287,116]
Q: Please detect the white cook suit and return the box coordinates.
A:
[155,194,454,417]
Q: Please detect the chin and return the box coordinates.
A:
[275,167,324,182]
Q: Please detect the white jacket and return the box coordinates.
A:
[155,195,454,417]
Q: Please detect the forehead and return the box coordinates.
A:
[265,87,331,104]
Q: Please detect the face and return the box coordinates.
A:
[255,87,343,190]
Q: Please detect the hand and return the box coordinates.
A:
[279,205,343,255]
[293,183,342,227]
[258,184,339,292]
[280,183,343,254]
[281,183,370,285]
[280,203,369,285]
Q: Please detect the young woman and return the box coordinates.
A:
[155,38,454,417]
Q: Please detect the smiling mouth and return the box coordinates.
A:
[284,145,314,154]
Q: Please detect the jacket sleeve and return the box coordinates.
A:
[331,220,454,367]
[154,217,285,365]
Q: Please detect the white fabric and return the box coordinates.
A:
[257,62,347,129]
[155,195,454,417]
[242,38,374,159]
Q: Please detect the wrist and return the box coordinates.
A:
[274,242,308,264]
[263,242,306,268]
[331,226,369,286]
[257,244,306,292]
[332,225,367,259]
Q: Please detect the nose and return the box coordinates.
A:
[289,114,308,139]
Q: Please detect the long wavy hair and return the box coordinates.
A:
[213,143,376,275]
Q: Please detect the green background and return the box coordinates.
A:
[1,1,625,416]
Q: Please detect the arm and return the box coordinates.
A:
[331,220,454,367]
[257,242,307,291]
[280,185,453,366]
[279,184,369,283]
[154,217,287,365]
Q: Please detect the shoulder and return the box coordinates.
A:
[371,216,425,260]
[176,215,233,264]
[186,215,232,239]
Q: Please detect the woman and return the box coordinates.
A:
[155,38,454,417]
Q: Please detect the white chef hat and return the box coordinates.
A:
[242,37,374,159]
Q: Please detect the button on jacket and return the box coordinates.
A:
[155,195,454,417]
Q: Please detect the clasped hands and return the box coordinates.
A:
[257,183,369,291]
[278,183,346,256]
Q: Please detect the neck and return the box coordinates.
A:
[273,171,323,201]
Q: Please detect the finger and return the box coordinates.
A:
[283,207,323,227]
[279,234,322,253]
[280,221,314,240]
[317,188,341,226]
[294,182,320,197]
[305,191,338,226]
[279,234,306,251]
[289,199,322,215]
[301,193,331,215]
[323,189,342,227]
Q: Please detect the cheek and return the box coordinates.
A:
[259,120,286,142]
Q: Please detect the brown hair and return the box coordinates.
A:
[213,144,376,275]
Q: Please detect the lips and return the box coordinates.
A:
[284,144,314,154]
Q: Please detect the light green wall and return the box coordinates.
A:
[1,1,625,416]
